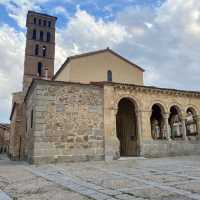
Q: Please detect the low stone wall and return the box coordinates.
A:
[142,139,200,158]
[26,80,104,164]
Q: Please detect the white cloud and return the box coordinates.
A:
[0,0,49,28]
[0,24,25,122]
[55,8,129,71]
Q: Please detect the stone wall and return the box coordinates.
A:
[9,92,26,160]
[25,80,104,164]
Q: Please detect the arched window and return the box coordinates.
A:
[32,29,36,39]
[35,44,39,55]
[39,19,41,26]
[37,62,42,76]
[40,31,43,41]
[107,70,112,82]
[42,46,46,57]
[43,20,46,26]
[47,32,51,42]
[33,17,36,24]
[48,21,51,27]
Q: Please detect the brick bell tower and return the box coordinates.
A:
[23,11,57,92]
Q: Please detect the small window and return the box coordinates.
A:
[40,31,43,41]
[33,17,36,24]
[48,21,51,27]
[32,29,36,39]
[43,20,46,26]
[107,70,112,82]
[42,46,46,57]
[35,44,39,55]
[37,62,42,76]
[31,110,33,128]
[39,19,41,26]
[46,32,51,42]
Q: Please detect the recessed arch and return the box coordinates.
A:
[114,94,141,113]
[116,97,139,156]
[185,105,199,116]
[167,102,184,116]
[149,101,167,114]
[186,107,198,137]
[150,103,166,140]
[169,105,183,139]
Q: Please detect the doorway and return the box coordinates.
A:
[116,98,138,156]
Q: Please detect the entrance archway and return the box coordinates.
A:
[116,98,138,156]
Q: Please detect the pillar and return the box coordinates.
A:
[163,113,171,141]
[181,115,188,140]
[194,115,200,139]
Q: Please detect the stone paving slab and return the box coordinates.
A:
[1,156,200,199]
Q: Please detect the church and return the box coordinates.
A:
[8,11,200,164]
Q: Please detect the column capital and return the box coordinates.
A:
[163,112,170,119]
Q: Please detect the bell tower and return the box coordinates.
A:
[23,11,57,92]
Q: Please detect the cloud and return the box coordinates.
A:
[114,0,200,90]
[55,7,129,71]
[0,24,25,122]
[0,0,49,28]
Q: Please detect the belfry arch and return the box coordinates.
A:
[116,98,139,156]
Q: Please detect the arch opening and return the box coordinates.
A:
[150,104,165,140]
[169,106,182,139]
[186,107,198,136]
[116,98,138,156]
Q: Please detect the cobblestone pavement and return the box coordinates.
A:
[1,155,200,199]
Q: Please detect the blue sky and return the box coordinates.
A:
[0,0,200,122]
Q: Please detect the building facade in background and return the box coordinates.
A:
[0,123,10,154]
[9,11,200,164]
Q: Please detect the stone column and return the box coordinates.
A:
[136,110,143,156]
[181,116,188,140]
[194,115,200,139]
[163,113,171,141]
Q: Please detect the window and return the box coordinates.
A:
[31,110,33,128]
[40,31,43,41]
[33,17,36,24]
[42,46,46,57]
[37,62,42,76]
[39,19,41,25]
[43,20,46,26]
[35,44,39,55]
[48,21,51,27]
[46,32,51,42]
[32,29,36,40]
[107,70,112,82]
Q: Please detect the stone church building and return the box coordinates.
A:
[9,11,200,164]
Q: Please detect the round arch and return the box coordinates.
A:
[169,104,183,139]
[148,100,168,114]
[150,103,166,140]
[185,105,199,116]
[116,97,139,156]
[167,102,184,117]
[114,94,141,113]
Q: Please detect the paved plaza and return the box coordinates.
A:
[0,155,200,200]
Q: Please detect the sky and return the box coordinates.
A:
[0,0,200,123]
